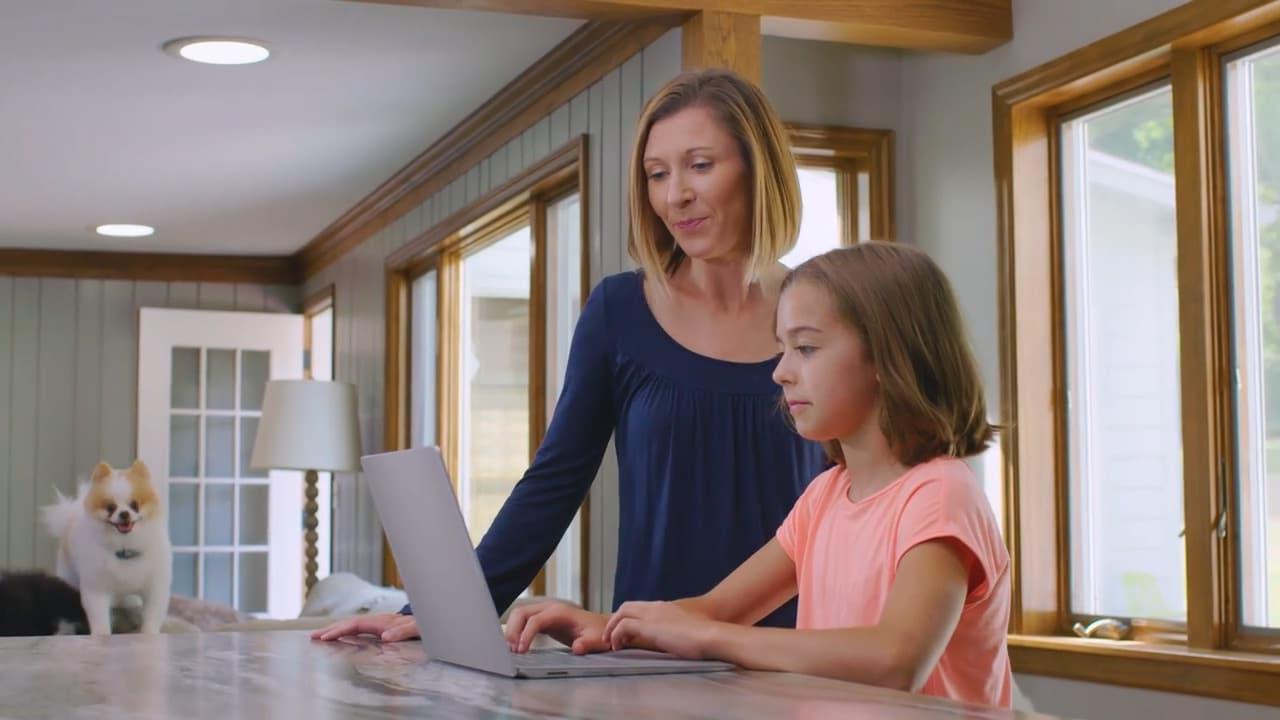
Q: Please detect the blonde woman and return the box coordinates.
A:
[315,69,827,647]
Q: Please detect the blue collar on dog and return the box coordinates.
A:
[115,549,141,560]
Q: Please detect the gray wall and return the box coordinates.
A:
[305,29,683,607]
[0,277,299,573]
[898,0,1279,716]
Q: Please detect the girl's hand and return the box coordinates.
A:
[602,601,717,658]
[503,600,611,655]
[310,612,420,643]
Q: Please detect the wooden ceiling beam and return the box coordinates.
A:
[682,11,760,82]
[350,0,1012,53]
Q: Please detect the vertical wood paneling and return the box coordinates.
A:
[8,279,40,568]
[466,166,481,204]
[263,285,300,313]
[0,277,12,564]
[551,105,570,151]
[505,137,522,184]
[644,29,681,101]
[533,117,551,163]
[73,280,104,492]
[620,55,643,273]
[599,66,624,612]
[198,283,236,311]
[570,90,589,144]
[234,284,266,311]
[99,281,135,471]
[169,282,199,309]
[589,79,605,287]
[34,279,76,569]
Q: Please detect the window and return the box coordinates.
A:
[1060,86,1186,623]
[783,124,893,268]
[994,2,1280,704]
[304,287,335,582]
[1226,38,1280,631]
[389,138,587,604]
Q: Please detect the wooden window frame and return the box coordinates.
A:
[994,0,1280,705]
[302,285,335,381]
[383,136,589,605]
[787,124,895,243]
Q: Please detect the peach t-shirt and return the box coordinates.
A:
[775,457,1012,708]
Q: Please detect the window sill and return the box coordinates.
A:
[1008,634,1280,706]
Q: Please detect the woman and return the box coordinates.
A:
[314,69,827,646]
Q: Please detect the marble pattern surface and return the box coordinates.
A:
[0,631,1051,719]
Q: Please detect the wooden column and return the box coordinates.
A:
[681,11,761,83]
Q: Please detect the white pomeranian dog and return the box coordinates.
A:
[43,460,172,635]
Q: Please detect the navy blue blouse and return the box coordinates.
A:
[406,270,827,626]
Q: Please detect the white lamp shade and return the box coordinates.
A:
[251,380,362,472]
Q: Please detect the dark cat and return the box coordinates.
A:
[0,571,88,636]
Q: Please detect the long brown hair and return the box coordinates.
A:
[782,243,995,466]
[627,69,800,286]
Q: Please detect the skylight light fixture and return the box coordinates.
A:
[164,37,270,65]
[95,224,155,238]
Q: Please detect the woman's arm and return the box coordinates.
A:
[608,539,971,691]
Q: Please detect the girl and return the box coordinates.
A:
[509,242,1012,708]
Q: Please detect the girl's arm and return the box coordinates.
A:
[608,539,971,691]
[674,539,798,625]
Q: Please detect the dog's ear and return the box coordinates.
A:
[91,462,113,484]
[127,459,150,482]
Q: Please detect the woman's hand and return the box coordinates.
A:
[602,601,717,659]
[503,600,611,655]
[310,612,420,643]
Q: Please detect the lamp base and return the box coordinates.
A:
[304,469,319,595]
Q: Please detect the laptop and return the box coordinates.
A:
[361,446,735,679]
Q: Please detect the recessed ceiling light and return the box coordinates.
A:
[96,224,155,238]
[163,37,270,65]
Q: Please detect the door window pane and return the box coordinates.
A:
[241,350,269,411]
[1226,42,1280,628]
[169,483,199,546]
[172,553,197,597]
[207,349,236,410]
[205,484,234,546]
[171,347,200,409]
[204,553,233,606]
[1061,85,1185,621]
[205,416,235,479]
[240,484,269,546]
[239,553,268,614]
[458,226,531,547]
[170,415,199,478]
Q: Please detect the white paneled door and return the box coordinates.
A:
[137,308,304,618]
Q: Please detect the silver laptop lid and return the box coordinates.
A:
[361,446,517,677]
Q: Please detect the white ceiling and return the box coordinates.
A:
[0,0,582,255]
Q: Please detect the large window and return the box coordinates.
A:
[1060,87,1186,623]
[1226,39,1280,632]
[994,0,1280,704]
[394,139,587,605]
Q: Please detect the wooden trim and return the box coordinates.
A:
[681,11,761,83]
[993,0,1280,109]
[787,124,895,242]
[530,196,550,598]
[388,137,586,269]
[381,268,410,587]
[303,284,335,315]
[1009,636,1280,707]
[0,248,298,284]
[295,19,673,280]
[437,254,462,483]
[1172,47,1234,651]
[354,0,1012,53]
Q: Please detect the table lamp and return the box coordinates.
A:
[251,379,362,593]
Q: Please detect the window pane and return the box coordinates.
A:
[459,226,530,547]
[239,416,266,479]
[1227,43,1280,629]
[205,484,234,546]
[172,553,197,598]
[782,166,841,268]
[239,484,269,546]
[205,416,235,479]
[169,482,198,547]
[240,350,269,411]
[204,553,233,606]
[171,347,200,409]
[412,270,438,450]
[238,552,268,614]
[546,192,583,604]
[1061,86,1186,621]
[169,414,199,478]
[207,349,236,411]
